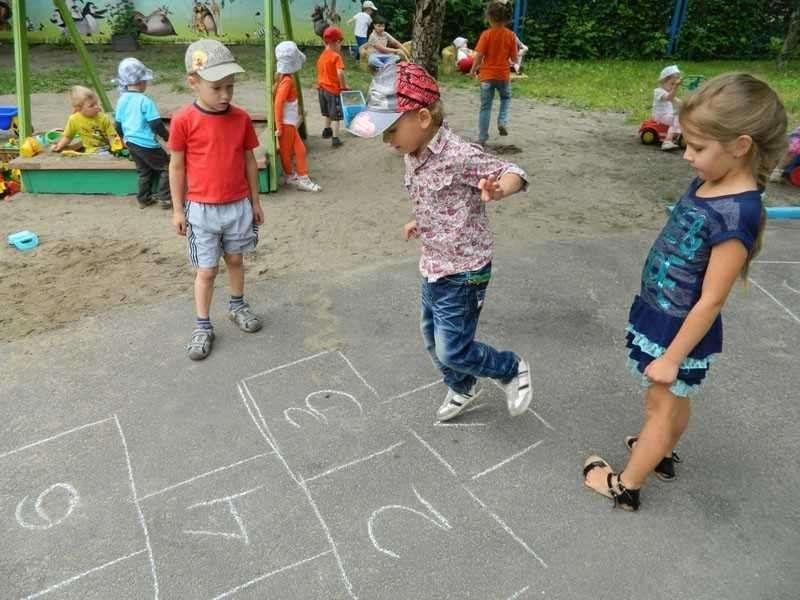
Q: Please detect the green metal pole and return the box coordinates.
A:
[280,0,307,139]
[52,0,112,113]
[264,0,278,192]
[11,0,33,140]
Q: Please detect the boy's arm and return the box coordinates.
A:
[274,79,288,136]
[169,150,187,235]
[245,150,263,225]
[52,117,75,152]
[147,119,169,142]
[469,53,484,76]
[338,68,347,90]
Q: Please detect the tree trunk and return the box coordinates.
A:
[412,0,447,77]
[778,6,800,70]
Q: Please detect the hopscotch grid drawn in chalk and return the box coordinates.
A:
[382,379,442,404]
[238,381,358,599]
[211,549,334,600]
[242,350,331,382]
[114,414,160,598]
[337,351,381,400]
[471,440,545,481]
[302,442,405,484]
[407,427,457,477]
[0,417,114,461]
[749,277,800,324]
[22,549,148,600]
[138,452,273,502]
[463,486,547,569]
[367,486,453,559]
[15,482,80,530]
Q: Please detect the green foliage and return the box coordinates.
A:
[107,0,139,36]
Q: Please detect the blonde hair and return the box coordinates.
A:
[427,101,445,127]
[679,73,788,277]
[69,85,97,109]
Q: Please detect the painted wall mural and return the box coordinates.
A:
[0,0,361,45]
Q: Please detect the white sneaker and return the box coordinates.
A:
[436,383,482,421]
[292,175,322,192]
[769,167,784,183]
[661,140,678,151]
[281,173,297,186]
[501,357,532,417]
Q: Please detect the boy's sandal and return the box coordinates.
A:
[583,455,641,511]
[625,436,681,482]
[229,303,263,333]
[187,328,214,361]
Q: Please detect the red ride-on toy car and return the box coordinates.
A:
[638,118,684,148]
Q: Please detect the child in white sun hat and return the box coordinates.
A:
[653,64,683,151]
[274,41,321,192]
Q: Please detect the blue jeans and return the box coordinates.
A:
[353,36,368,58]
[420,263,518,395]
[368,53,400,69]
[478,80,511,143]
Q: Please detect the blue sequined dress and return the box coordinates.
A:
[626,178,762,396]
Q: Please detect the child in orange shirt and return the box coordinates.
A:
[275,41,321,192]
[317,26,347,148]
[470,1,517,145]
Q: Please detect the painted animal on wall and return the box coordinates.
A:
[49,1,107,36]
[191,1,217,36]
[133,5,176,36]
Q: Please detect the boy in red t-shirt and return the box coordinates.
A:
[469,1,517,145]
[317,26,348,147]
[169,39,265,360]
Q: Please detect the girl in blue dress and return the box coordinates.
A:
[583,73,788,511]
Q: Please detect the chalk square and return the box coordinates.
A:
[141,452,330,599]
[241,351,390,480]
[0,419,146,599]
[383,383,552,481]
[306,435,534,599]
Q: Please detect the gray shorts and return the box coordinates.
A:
[185,198,258,268]
[318,88,343,121]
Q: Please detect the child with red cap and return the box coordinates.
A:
[349,63,533,422]
[317,26,348,147]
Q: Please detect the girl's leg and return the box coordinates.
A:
[622,383,686,489]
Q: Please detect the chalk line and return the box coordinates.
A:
[463,487,548,569]
[238,385,358,599]
[242,350,330,382]
[507,585,531,599]
[471,440,544,481]
[302,442,405,483]
[783,280,800,295]
[0,417,113,461]
[407,428,457,477]
[138,453,272,502]
[753,260,800,264]
[528,408,556,431]
[382,379,442,404]
[114,415,159,598]
[749,277,800,324]
[23,549,147,599]
[337,351,381,401]
[212,549,333,599]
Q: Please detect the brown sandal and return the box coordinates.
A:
[583,455,640,511]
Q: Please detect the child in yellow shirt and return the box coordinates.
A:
[52,86,120,154]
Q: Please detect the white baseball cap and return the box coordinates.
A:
[659,64,680,81]
[362,1,378,10]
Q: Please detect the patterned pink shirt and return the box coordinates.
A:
[404,125,528,281]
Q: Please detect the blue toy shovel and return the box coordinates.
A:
[7,230,39,251]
